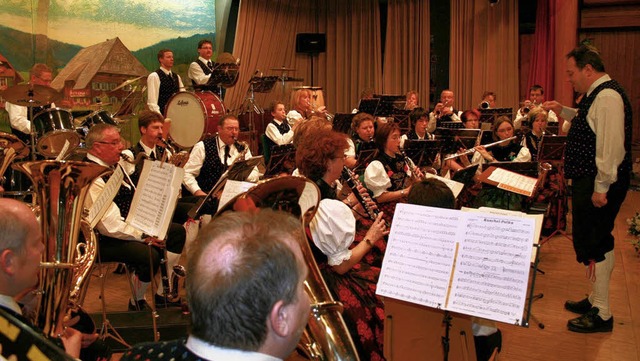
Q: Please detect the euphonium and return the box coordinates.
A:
[216,176,360,360]
[13,160,111,338]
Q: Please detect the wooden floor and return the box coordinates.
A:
[81,189,640,361]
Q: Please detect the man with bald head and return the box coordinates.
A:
[123,209,310,360]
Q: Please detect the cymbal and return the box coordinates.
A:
[294,86,323,91]
[111,76,144,92]
[1,84,62,107]
[270,67,296,72]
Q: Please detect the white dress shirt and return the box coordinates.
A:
[146,67,184,114]
[6,101,58,134]
[188,57,213,85]
[428,107,462,133]
[183,136,259,195]
[559,74,626,193]
[265,119,294,145]
[186,335,282,361]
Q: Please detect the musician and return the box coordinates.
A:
[84,124,186,310]
[401,107,433,148]
[265,101,295,147]
[445,109,482,174]
[514,85,558,129]
[429,89,462,132]
[147,49,184,115]
[405,90,418,110]
[543,44,631,333]
[0,198,103,360]
[364,122,420,224]
[183,114,259,197]
[122,210,310,361]
[5,63,54,144]
[297,129,388,359]
[287,88,325,123]
[347,112,377,167]
[472,116,531,165]
[187,39,216,91]
[521,107,548,162]
[480,91,497,109]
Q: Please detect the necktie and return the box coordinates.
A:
[150,151,156,161]
[224,145,230,166]
[207,61,213,69]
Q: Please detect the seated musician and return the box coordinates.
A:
[0,198,110,361]
[364,122,421,225]
[429,89,462,132]
[401,107,434,148]
[296,129,388,359]
[84,124,186,310]
[405,90,419,110]
[514,85,558,130]
[183,114,259,198]
[446,109,481,174]
[187,39,216,92]
[287,88,312,124]
[471,116,531,165]
[521,107,548,162]
[348,112,377,170]
[479,91,497,109]
[265,101,295,147]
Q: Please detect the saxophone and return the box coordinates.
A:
[13,160,111,338]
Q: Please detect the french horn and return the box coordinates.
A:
[217,176,360,360]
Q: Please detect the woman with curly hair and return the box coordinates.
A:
[296,129,388,360]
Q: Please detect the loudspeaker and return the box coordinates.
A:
[296,33,326,54]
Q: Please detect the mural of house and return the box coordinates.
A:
[51,37,148,109]
[0,54,25,108]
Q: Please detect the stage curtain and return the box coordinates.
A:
[450,0,520,113]
[223,0,381,115]
[382,0,430,108]
[525,0,556,101]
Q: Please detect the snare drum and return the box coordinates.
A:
[165,91,226,148]
[33,108,81,157]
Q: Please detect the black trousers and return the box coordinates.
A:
[571,173,629,265]
[98,223,186,282]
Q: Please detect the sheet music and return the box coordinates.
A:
[487,167,537,197]
[219,180,255,209]
[126,160,184,239]
[88,166,122,229]
[54,139,71,161]
[378,203,536,326]
[424,173,464,198]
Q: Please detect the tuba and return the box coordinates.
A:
[13,160,111,338]
[217,176,360,360]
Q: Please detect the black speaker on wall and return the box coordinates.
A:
[296,33,326,54]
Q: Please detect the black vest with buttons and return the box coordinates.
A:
[264,120,291,150]
[156,69,179,114]
[191,59,217,92]
[194,137,226,194]
[565,79,632,179]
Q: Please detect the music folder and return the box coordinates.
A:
[477,165,538,197]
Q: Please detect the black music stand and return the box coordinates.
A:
[451,164,479,187]
[537,135,571,245]
[373,94,405,117]
[435,128,481,155]
[479,107,514,124]
[392,108,411,130]
[353,147,378,175]
[228,156,263,181]
[357,99,380,115]
[403,140,442,169]
[264,144,296,177]
[480,130,495,145]
[333,113,355,135]
[438,121,465,129]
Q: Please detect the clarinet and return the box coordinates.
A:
[341,166,381,222]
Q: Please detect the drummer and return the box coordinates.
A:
[147,49,185,115]
[187,40,217,92]
[5,63,58,145]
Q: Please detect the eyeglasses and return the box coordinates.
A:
[223,127,239,132]
[96,140,121,146]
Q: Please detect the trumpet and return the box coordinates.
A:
[434,100,450,119]
[480,101,490,109]
[443,136,517,161]
[521,101,539,115]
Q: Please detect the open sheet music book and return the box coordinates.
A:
[126,160,184,239]
[377,203,539,326]
[479,166,538,197]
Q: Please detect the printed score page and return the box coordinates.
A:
[377,203,535,326]
[487,167,537,197]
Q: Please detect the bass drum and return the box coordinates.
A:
[33,108,81,158]
[165,91,226,149]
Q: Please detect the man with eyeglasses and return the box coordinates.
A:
[187,39,217,92]
[183,114,259,200]
[84,124,186,311]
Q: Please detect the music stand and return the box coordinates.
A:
[357,98,380,115]
[228,156,263,181]
[438,121,465,129]
[353,146,378,175]
[373,94,405,117]
[537,135,571,245]
[479,130,495,145]
[392,108,411,130]
[479,107,513,124]
[435,128,481,155]
[451,164,479,187]
[332,113,355,135]
[264,144,296,177]
[403,140,442,169]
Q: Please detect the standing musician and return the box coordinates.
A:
[147,49,184,115]
[5,63,56,145]
[296,129,388,359]
[265,100,295,147]
[514,85,558,129]
[182,114,259,198]
[429,89,462,132]
[401,107,434,148]
[543,44,631,333]
[521,106,548,162]
[84,124,186,310]
[187,39,217,92]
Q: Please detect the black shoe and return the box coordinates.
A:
[154,294,182,308]
[564,297,592,315]
[128,299,150,311]
[567,307,613,333]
